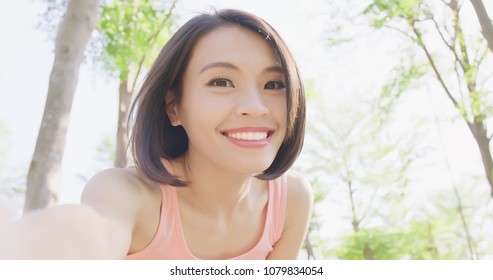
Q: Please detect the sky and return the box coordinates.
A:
[1,0,492,254]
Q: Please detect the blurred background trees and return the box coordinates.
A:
[24,0,99,213]
[93,0,177,168]
[298,0,493,259]
[363,0,493,199]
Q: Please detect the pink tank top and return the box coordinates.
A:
[126,164,287,260]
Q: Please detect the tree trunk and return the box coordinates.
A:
[363,244,374,260]
[304,235,316,260]
[114,78,132,168]
[470,0,493,54]
[467,121,493,197]
[24,0,99,213]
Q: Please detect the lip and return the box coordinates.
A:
[220,127,275,148]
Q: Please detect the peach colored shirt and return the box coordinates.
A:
[126,171,287,260]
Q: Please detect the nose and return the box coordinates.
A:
[235,87,270,117]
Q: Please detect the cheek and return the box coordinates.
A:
[278,98,289,140]
[178,96,221,134]
[270,95,288,126]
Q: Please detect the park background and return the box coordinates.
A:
[0,0,492,259]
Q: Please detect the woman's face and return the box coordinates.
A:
[168,25,288,175]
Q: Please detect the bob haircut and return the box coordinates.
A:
[129,9,306,186]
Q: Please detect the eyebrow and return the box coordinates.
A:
[199,62,284,74]
[263,65,283,74]
[200,62,238,73]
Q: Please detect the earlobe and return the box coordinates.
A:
[165,91,181,126]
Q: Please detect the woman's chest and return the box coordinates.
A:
[180,204,268,259]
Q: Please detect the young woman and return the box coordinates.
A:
[0,9,312,260]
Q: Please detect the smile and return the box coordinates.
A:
[220,128,274,148]
[223,131,268,141]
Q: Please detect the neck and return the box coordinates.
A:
[171,152,262,216]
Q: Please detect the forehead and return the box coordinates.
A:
[188,25,281,71]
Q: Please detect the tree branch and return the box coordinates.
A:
[129,0,177,94]
[358,185,379,225]
[429,16,466,71]
[382,25,418,42]
[470,0,493,54]
[450,1,471,67]
[475,42,490,68]
[304,235,317,260]
[347,180,360,233]
[412,24,461,111]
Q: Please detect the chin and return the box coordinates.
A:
[235,160,275,176]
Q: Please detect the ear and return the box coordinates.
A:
[165,90,181,126]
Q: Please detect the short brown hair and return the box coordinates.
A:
[129,9,305,186]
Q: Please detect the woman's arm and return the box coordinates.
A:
[266,171,313,260]
[0,168,141,259]
[1,204,129,259]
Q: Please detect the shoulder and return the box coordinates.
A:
[284,170,313,212]
[265,171,313,259]
[282,170,313,235]
[81,167,159,229]
[76,167,159,258]
[82,167,155,202]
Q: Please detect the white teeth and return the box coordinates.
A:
[225,132,268,141]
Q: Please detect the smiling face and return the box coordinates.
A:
[167,26,288,175]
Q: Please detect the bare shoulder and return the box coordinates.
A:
[81,167,159,232]
[82,167,155,205]
[266,171,313,259]
[285,170,313,209]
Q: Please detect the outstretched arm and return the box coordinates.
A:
[1,204,129,259]
[0,168,140,259]
[266,171,313,260]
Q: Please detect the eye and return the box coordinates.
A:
[207,77,235,88]
[264,80,286,90]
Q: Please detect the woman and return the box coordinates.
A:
[1,9,312,260]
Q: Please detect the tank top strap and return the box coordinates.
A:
[268,175,287,244]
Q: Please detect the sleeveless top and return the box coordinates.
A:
[126,162,287,260]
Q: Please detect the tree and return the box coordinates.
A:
[298,62,426,259]
[469,0,493,54]
[363,0,493,198]
[94,0,177,167]
[24,0,99,213]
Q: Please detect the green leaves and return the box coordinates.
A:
[363,0,493,126]
[333,221,453,260]
[332,194,482,261]
[374,60,425,124]
[364,0,422,28]
[95,0,176,80]
[470,90,493,122]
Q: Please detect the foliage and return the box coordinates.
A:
[93,0,176,81]
[297,56,428,258]
[374,60,426,123]
[362,0,493,124]
[314,0,493,258]
[38,0,177,83]
[330,178,493,260]
[333,223,436,260]
[37,0,68,41]
[358,1,493,252]
[363,0,422,28]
